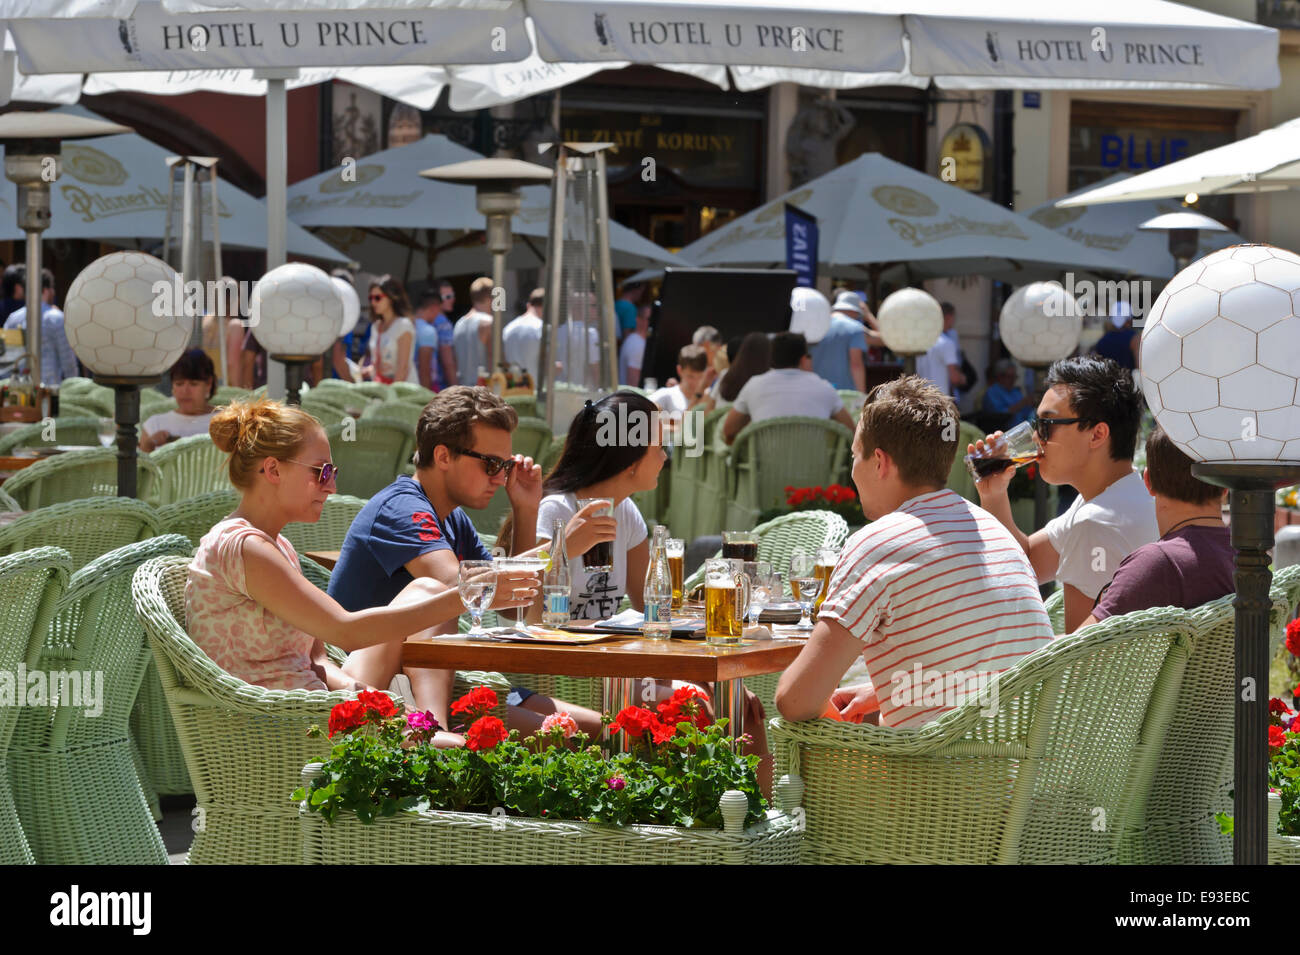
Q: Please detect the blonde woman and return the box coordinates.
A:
[186,399,539,746]
[362,274,418,384]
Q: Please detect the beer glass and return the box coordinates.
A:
[813,547,838,619]
[721,530,758,563]
[704,558,750,646]
[575,497,615,570]
[666,537,686,610]
[964,420,1040,483]
[789,549,822,631]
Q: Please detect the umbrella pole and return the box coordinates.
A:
[258,68,297,400]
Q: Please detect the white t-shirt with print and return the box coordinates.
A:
[535,492,648,620]
[368,316,418,383]
[915,333,958,397]
[1044,469,1158,600]
[143,409,215,441]
[733,367,842,422]
[649,383,691,415]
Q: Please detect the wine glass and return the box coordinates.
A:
[458,561,497,639]
[494,555,546,629]
[789,549,821,631]
[744,560,774,626]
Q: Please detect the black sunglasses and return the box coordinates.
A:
[1030,413,1087,441]
[453,447,516,477]
[285,459,339,485]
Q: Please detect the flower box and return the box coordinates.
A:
[298,762,804,865]
[1268,792,1300,865]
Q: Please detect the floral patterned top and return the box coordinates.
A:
[185,517,326,691]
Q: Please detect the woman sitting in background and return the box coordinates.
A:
[718,331,772,404]
[140,349,218,452]
[362,274,417,384]
[185,398,539,746]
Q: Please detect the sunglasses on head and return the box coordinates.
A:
[452,447,516,477]
[1029,413,1087,441]
[285,459,339,485]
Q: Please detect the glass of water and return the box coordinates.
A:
[743,560,775,626]
[458,560,497,638]
[789,549,821,631]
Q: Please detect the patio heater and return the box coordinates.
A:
[876,287,943,378]
[1140,243,1300,865]
[161,156,224,357]
[249,263,345,406]
[418,158,553,371]
[0,112,132,417]
[1138,210,1230,274]
[62,252,190,499]
[535,143,620,432]
[998,282,1081,532]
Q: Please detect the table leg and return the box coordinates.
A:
[716,677,745,742]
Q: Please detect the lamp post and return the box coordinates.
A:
[1139,243,1300,865]
[0,112,131,416]
[998,281,1081,532]
[249,263,345,406]
[62,252,190,499]
[876,287,943,378]
[1138,210,1230,274]
[417,158,553,370]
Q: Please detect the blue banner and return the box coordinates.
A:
[785,204,818,288]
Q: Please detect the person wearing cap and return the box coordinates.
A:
[722,332,855,444]
[810,290,879,392]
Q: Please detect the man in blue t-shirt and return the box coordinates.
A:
[328,385,600,738]
[810,291,878,392]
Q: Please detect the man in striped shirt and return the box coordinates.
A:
[776,376,1053,728]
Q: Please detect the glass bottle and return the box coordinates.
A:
[642,525,673,640]
[542,517,572,627]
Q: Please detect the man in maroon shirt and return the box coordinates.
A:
[1077,425,1232,630]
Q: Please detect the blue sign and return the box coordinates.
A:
[1022,91,1041,109]
[785,204,818,288]
[1099,134,1190,170]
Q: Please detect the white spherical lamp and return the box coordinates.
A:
[63,251,189,378]
[250,263,344,403]
[999,281,1080,368]
[332,276,361,338]
[789,287,831,344]
[877,287,943,356]
[1140,242,1300,865]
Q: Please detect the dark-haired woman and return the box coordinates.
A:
[362,274,417,384]
[717,332,772,404]
[140,348,218,452]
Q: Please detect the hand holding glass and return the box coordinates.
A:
[458,561,498,638]
[965,420,1040,483]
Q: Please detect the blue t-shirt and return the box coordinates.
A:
[982,383,1034,427]
[809,314,868,391]
[327,476,493,612]
[615,299,637,334]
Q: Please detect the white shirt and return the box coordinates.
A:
[619,332,646,386]
[732,367,842,422]
[368,316,418,383]
[552,322,600,382]
[143,409,215,441]
[649,383,692,415]
[502,313,543,376]
[1045,469,1159,600]
[535,492,648,620]
[452,309,492,385]
[915,333,959,397]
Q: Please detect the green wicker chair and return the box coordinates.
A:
[155,489,239,547]
[211,385,251,406]
[540,435,565,475]
[132,555,508,864]
[1043,588,1065,634]
[55,400,103,421]
[281,494,368,554]
[300,393,354,431]
[298,554,333,592]
[63,384,115,418]
[58,376,97,396]
[504,394,538,419]
[946,420,985,504]
[139,391,176,420]
[145,434,230,506]
[0,497,161,570]
[391,381,435,404]
[0,446,160,510]
[1115,564,1300,864]
[723,416,854,531]
[361,399,421,433]
[769,605,1189,864]
[10,536,191,864]
[325,419,411,498]
[513,416,554,463]
[352,382,392,402]
[837,389,866,416]
[0,416,100,454]
[0,547,71,864]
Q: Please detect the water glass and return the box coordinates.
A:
[743,560,775,626]
[458,560,497,638]
[789,549,822,631]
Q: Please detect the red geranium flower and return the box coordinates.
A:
[1286,618,1300,658]
[356,689,396,720]
[451,686,499,717]
[657,685,710,729]
[650,720,677,744]
[465,715,508,751]
[1271,697,1294,717]
[608,705,660,738]
[1270,724,1287,749]
[327,699,367,738]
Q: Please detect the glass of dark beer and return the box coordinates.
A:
[965,421,1041,483]
[575,497,615,570]
[722,531,758,563]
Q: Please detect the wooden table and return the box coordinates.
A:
[305,550,339,570]
[402,632,806,737]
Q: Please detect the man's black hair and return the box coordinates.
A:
[1044,355,1143,462]
[770,332,808,370]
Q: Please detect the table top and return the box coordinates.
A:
[305,550,339,570]
[402,631,807,683]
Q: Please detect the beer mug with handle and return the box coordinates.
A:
[705,558,750,646]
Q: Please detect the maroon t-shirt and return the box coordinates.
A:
[1092,525,1234,621]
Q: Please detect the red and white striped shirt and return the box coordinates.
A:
[819,488,1052,728]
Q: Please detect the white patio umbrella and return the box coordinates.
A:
[287,133,690,273]
[676,152,1124,288]
[1026,173,1243,279]
[1056,117,1300,207]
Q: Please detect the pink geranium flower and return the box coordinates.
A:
[540,711,579,739]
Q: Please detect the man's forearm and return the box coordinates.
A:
[977,491,1032,555]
